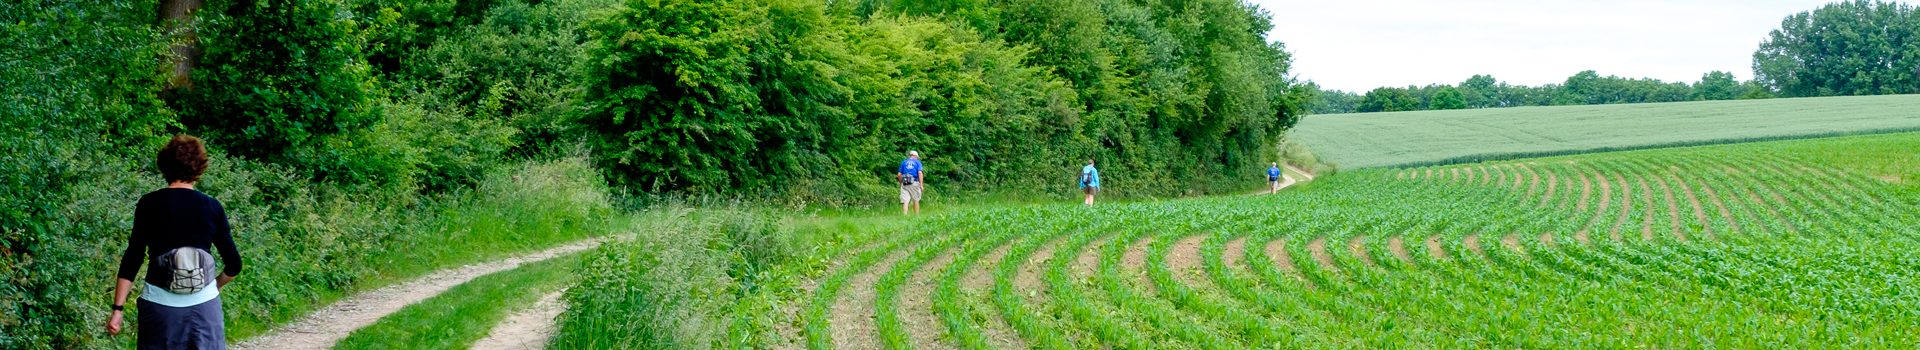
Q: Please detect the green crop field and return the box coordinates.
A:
[1290,94,1920,169]
[782,132,1920,348]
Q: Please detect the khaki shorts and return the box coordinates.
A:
[900,182,923,203]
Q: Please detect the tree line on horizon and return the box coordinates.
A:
[1304,0,1920,115]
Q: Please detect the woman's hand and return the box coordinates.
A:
[106,310,124,335]
[217,274,234,288]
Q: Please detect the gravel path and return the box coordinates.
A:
[472,290,569,350]
[230,237,616,350]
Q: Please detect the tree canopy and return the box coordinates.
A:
[1754,0,1920,97]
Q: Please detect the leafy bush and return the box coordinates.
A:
[552,207,800,349]
[181,0,378,170]
[581,0,1302,203]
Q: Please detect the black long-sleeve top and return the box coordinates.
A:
[117,188,243,285]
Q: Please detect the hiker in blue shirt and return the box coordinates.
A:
[1080,158,1100,206]
[897,151,925,215]
[1268,162,1284,194]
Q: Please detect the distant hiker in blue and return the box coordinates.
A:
[1268,162,1284,194]
[897,150,925,215]
[1080,158,1100,206]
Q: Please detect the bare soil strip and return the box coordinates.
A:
[1697,180,1741,235]
[1499,234,1524,254]
[1462,235,1486,257]
[1015,239,1061,292]
[902,250,959,350]
[1582,173,1610,243]
[1738,165,1801,232]
[1577,172,1594,211]
[1347,236,1375,268]
[232,237,616,350]
[1637,175,1657,241]
[473,290,568,350]
[1121,237,1155,287]
[1538,232,1556,247]
[1524,164,1541,197]
[1386,237,1414,265]
[1518,164,1536,194]
[829,249,909,350]
[1306,237,1340,274]
[1423,236,1448,261]
[1166,235,1208,285]
[1745,189,1798,232]
[1072,235,1113,278]
[1222,237,1249,272]
[1609,174,1633,242]
[1264,238,1307,284]
[962,243,1013,290]
[1655,173,1687,241]
[961,240,1027,350]
[1541,168,1560,207]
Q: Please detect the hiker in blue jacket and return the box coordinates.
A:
[1080,158,1100,206]
[897,151,925,215]
[1268,162,1284,194]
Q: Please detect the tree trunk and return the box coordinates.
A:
[158,0,203,92]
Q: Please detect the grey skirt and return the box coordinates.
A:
[137,297,226,350]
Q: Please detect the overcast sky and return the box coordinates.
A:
[1250,0,1848,92]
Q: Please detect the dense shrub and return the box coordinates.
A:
[180,0,378,172]
[552,207,798,348]
[0,0,615,348]
[581,0,1303,203]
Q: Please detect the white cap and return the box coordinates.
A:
[909,150,919,157]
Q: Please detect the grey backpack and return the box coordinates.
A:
[154,247,215,294]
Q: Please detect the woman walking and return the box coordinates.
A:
[1080,158,1100,206]
[106,135,244,349]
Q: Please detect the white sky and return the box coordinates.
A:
[1250,0,1850,92]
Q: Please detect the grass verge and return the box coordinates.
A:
[333,253,586,350]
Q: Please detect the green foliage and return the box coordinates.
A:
[0,1,174,347]
[551,207,810,349]
[1690,71,1742,101]
[181,0,378,170]
[1429,87,1467,110]
[583,0,1301,202]
[1359,87,1420,112]
[579,0,779,193]
[0,0,616,347]
[1755,0,1920,97]
[1292,94,1920,168]
[378,0,615,156]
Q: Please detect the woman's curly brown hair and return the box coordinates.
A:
[157,134,209,184]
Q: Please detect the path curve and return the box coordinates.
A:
[231,237,618,350]
[472,289,569,350]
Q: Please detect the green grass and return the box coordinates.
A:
[1291,94,1920,169]
[333,253,586,350]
